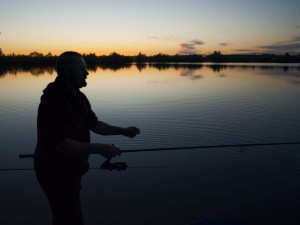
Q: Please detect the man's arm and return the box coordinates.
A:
[53,121,140,157]
[91,121,140,138]
[54,138,120,158]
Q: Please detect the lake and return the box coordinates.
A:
[0,63,300,225]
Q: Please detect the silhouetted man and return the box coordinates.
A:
[34,51,140,225]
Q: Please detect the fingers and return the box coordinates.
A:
[126,127,140,138]
[112,144,121,156]
[129,126,140,133]
[133,127,140,135]
[99,144,121,159]
[106,145,120,158]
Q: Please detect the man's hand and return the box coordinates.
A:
[94,144,121,159]
[123,127,140,138]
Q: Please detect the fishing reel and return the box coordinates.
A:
[100,158,128,171]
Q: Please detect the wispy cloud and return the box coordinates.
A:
[234,49,256,52]
[147,35,178,42]
[147,36,159,39]
[191,39,204,45]
[178,39,204,55]
[258,36,300,54]
[178,43,197,55]
[220,43,229,47]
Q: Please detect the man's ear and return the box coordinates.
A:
[64,68,72,79]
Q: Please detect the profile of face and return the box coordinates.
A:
[66,56,89,89]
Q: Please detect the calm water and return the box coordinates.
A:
[0,63,300,225]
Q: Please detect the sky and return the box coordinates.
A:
[1,0,300,56]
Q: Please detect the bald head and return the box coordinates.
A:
[56,51,85,77]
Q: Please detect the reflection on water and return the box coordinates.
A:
[0,63,300,225]
[1,63,300,78]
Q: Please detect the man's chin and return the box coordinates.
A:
[80,81,87,88]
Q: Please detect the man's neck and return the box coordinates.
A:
[59,77,78,95]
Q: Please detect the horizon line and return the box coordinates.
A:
[1,51,300,57]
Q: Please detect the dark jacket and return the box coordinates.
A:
[34,77,98,178]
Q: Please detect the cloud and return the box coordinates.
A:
[178,43,198,54]
[289,36,300,42]
[295,26,300,29]
[191,39,204,45]
[147,35,178,42]
[258,36,300,54]
[178,39,204,55]
[234,49,256,52]
[220,43,229,47]
[147,36,159,39]
[232,49,260,54]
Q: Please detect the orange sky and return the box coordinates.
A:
[1,0,300,56]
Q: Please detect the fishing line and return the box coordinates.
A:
[0,166,172,171]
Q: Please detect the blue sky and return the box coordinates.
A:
[1,0,300,55]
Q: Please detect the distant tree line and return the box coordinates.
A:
[0,48,299,66]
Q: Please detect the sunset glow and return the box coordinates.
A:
[1,0,300,56]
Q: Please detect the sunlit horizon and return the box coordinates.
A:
[1,0,300,56]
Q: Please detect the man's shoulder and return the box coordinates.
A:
[40,84,68,107]
[77,90,90,103]
[41,87,65,100]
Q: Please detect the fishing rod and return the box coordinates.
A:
[19,141,300,159]
[1,141,299,172]
[121,141,300,153]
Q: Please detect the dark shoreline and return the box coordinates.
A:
[0,51,300,67]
